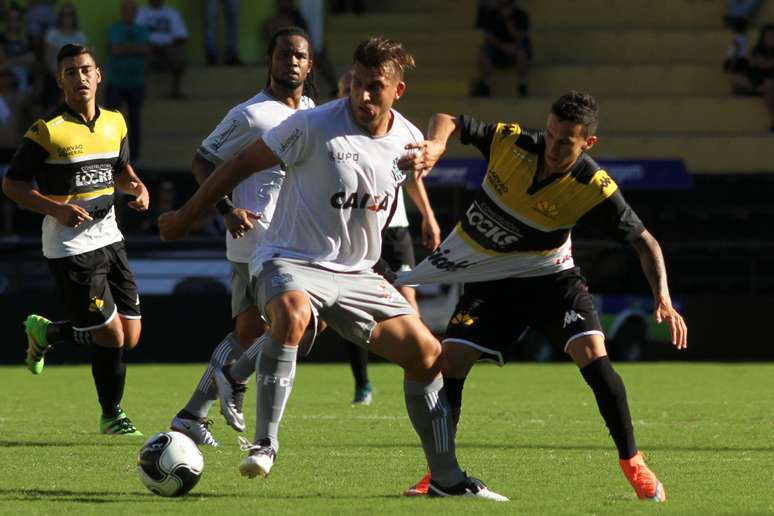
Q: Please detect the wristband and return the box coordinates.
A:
[216,197,235,216]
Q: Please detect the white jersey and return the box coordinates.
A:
[388,187,409,228]
[198,91,315,263]
[257,97,423,273]
[135,5,188,46]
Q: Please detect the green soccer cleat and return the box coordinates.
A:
[100,410,144,436]
[24,314,53,375]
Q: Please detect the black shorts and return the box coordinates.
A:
[443,267,603,365]
[381,226,416,273]
[47,241,141,331]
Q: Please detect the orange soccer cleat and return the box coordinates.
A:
[403,471,431,496]
[619,451,666,502]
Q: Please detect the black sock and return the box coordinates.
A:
[47,321,95,349]
[91,346,126,418]
[442,375,466,431]
[580,356,637,459]
[348,342,369,388]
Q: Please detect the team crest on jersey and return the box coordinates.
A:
[533,200,559,219]
[89,297,104,312]
[450,311,477,327]
[390,156,408,184]
[500,124,517,138]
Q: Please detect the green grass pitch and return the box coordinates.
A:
[1,362,773,515]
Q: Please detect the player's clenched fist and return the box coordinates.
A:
[158,210,189,241]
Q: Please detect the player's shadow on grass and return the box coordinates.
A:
[359,442,774,453]
[0,440,139,448]
[0,488,235,503]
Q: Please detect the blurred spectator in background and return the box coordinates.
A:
[0,66,33,235]
[24,0,55,62]
[42,2,87,111]
[136,0,188,99]
[724,0,761,33]
[0,2,36,94]
[336,68,352,98]
[139,179,222,237]
[263,0,308,46]
[204,0,242,66]
[727,24,774,132]
[330,0,365,15]
[723,0,760,75]
[470,0,531,98]
[105,0,150,163]
[298,0,339,97]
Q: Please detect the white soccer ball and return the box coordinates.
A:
[137,431,204,497]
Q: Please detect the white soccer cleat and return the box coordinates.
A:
[214,365,247,432]
[170,415,219,447]
[238,436,276,479]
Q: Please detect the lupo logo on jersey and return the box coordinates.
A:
[330,191,391,212]
[328,150,359,163]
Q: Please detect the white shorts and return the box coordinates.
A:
[255,258,415,347]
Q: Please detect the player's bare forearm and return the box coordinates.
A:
[404,175,433,219]
[115,164,144,193]
[426,113,460,146]
[191,153,217,186]
[631,229,671,304]
[2,177,62,217]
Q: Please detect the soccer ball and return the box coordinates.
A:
[137,431,204,497]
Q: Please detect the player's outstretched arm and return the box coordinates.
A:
[116,164,150,212]
[398,113,460,178]
[191,152,259,239]
[159,138,279,240]
[2,177,92,228]
[630,229,688,350]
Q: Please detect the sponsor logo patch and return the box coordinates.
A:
[562,310,585,328]
[450,311,477,327]
[330,191,391,212]
[89,297,104,312]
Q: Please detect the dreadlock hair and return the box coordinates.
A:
[265,26,319,104]
[551,90,599,136]
[353,37,415,79]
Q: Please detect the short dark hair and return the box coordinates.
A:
[353,37,415,79]
[551,91,599,136]
[56,44,96,69]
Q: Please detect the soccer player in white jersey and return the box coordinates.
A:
[335,69,442,405]
[169,27,316,446]
[158,37,507,501]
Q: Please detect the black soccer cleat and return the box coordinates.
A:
[428,475,509,501]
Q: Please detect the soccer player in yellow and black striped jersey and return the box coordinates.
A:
[397,91,687,501]
[2,44,149,436]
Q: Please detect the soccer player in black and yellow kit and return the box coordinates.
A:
[2,44,149,436]
[397,91,687,501]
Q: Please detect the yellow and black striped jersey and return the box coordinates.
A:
[398,115,645,285]
[7,104,129,258]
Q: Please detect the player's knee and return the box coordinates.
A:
[412,336,442,373]
[270,299,311,345]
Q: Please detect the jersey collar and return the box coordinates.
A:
[61,103,102,132]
